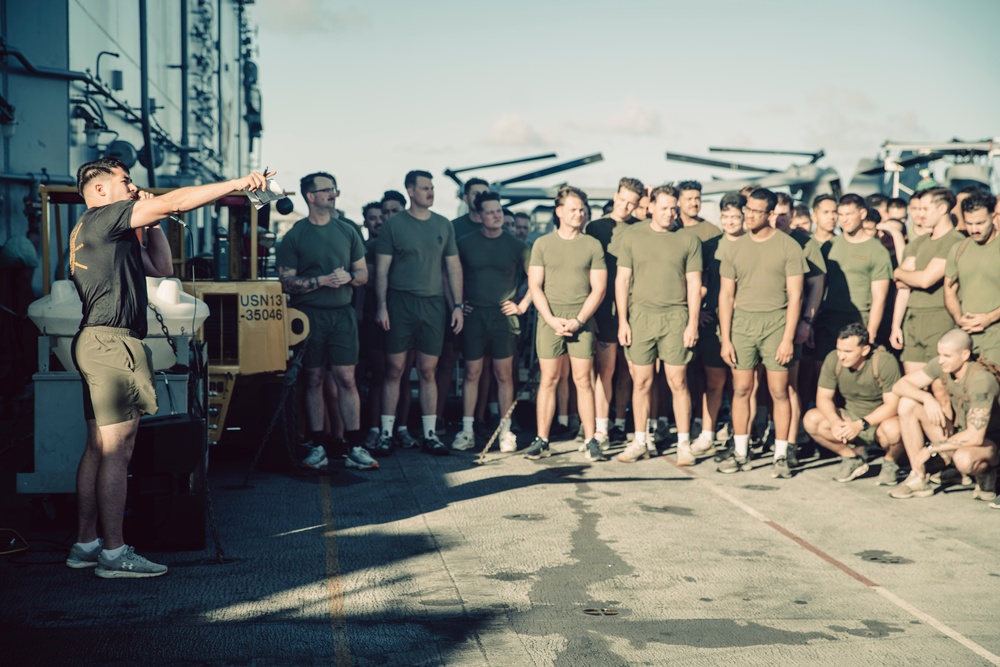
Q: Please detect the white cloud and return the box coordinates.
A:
[257,0,368,34]
[483,113,550,147]
[568,96,662,137]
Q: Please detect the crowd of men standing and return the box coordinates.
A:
[277,169,1000,510]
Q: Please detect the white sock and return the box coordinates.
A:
[614,418,626,428]
[775,439,789,458]
[677,432,690,445]
[102,544,126,560]
[462,416,475,434]
[421,415,437,438]
[735,435,750,459]
[380,415,396,437]
[500,418,511,435]
[557,415,569,426]
[398,425,410,434]
[488,402,499,418]
[76,538,101,551]
[635,431,647,446]
[596,418,609,435]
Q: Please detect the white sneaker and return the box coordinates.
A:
[499,431,518,453]
[452,430,476,451]
[301,446,328,469]
[676,441,695,466]
[690,432,716,457]
[345,446,378,470]
[617,440,650,463]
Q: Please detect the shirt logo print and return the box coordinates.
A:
[69,223,88,274]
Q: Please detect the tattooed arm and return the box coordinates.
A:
[278,265,336,294]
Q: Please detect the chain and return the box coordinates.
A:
[147,302,178,357]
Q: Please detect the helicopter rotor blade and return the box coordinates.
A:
[859,152,946,176]
[665,151,780,173]
[497,153,604,186]
[708,146,825,162]
[444,153,559,187]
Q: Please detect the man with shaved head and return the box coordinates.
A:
[890,329,1000,502]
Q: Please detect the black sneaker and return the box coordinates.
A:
[423,433,450,456]
[585,438,607,462]
[372,433,393,457]
[785,443,800,469]
[608,425,628,445]
[713,439,735,463]
[524,437,551,460]
[549,422,571,439]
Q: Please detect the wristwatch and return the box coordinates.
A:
[802,316,814,325]
[859,417,871,430]
[453,303,463,310]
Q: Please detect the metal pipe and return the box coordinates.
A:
[0,172,75,185]
[179,0,190,175]
[217,0,224,167]
[0,42,92,83]
[139,0,156,187]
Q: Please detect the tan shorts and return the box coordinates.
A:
[901,308,955,364]
[731,309,790,372]
[72,327,158,426]
[536,308,595,359]
[625,306,692,367]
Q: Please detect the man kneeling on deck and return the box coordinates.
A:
[803,322,903,485]
[889,329,1000,502]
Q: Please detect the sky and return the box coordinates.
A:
[255,0,1000,222]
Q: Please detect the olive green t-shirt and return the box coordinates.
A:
[945,235,1000,315]
[702,235,738,314]
[529,231,606,311]
[719,231,808,313]
[458,231,529,307]
[817,348,901,418]
[902,229,964,310]
[684,219,723,243]
[789,229,827,279]
[616,223,702,310]
[821,236,893,315]
[375,210,458,297]
[275,217,365,309]
[923,357,1000,438]
[451,213,481,243]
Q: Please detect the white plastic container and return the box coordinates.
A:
[28,278,210,371]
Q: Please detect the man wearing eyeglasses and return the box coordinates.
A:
[717,188,808,476]
[277,172,376,472]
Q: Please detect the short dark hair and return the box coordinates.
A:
[812,194,836,210]
[887,197,907,210]
[909,189,928,201]
[865,194,888,209]
[602,200,614,215]
[677,180,702,194]
[962,190,997,215]
[838,193,866,210]
[362,201,381,218]
[775,192,793,208]
[650,184,679,202]
[77,157,128,195]
[404,170,433,189]
[959,184,986,196]
[720,192,746,211]
[838,321,870,347]
[300,171,337,195]
[750,188,778,212]
[381,190,406,207]
[463,177,488,195]
[473,191,501,212]
[792,204,811,219]
[513,211,531,222]
[618,177,645,197]
[866,207,882,224]
[924,186,957,212]
[502,207,514,218]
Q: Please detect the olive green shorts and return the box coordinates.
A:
[901,308,956,364]
[972,326,1000,366]
[301,306,359,368]
[814,310,868,360]
[731,309,790,372]
[72,327,158,427]
[625,306,693,367]
[386,292,447,356]
[593,297,618,344]
[841,409,878,447]
[536,308,595,359]
[461,306,520,361]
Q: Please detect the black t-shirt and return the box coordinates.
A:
[69,199,148,337]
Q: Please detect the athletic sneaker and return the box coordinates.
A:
[785,444,799,469]
[372,434,393,457]
[616,441,650,463]
[675,441,695,466]
[889,472,935,499]
[549,422,572,440]
[575,424,586,443]
[362,429,380,451]
[524,437,551,460]
[423,433,450,456]
[66,539,103,569]
[499,431,518,453]
[584,438,607,462]
[301,445,328,470]
[581,431,610,452]
[717,453,751,474]
[451,431,476,451]
[345,446,379,471]
[608,425,628,445]
[713,440,735,463]
[772,456,792,479]
[833,456,869,483]
[690,432,716,457]
[877,460,901,486]
[94,545,167,579]
[396,429,420,449]
[972,468,997,502]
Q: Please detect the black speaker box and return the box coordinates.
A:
[130,414,206,474]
